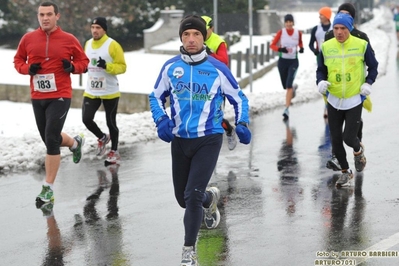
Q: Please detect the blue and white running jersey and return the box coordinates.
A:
[149,55,249,139]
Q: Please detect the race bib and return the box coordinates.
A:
[287,46,297,55]
[88,76,107,91]
[33,73,57,92]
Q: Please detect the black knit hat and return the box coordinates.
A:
[338,3,356,19]
[284,14,294,23]
[92,17,107,31]
[179,15,207,41]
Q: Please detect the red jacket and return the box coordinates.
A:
[14,27,89,99]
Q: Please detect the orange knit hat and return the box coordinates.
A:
[319,7,332,20]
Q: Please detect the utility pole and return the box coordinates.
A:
[213,0,218,33]
[249,0,253,93]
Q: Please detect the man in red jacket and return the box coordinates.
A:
[14,1,89,206]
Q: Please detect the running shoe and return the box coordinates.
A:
[203,187,221,229]
[336,169,354,188]
[105,150,121,165]
[96,134,110,156]
[70,133,85,164]
[354,143,366,172]
[292,84,298,99]
[37,202,54,217]
[181,246,198,266]
[226,129,237,151]
[282,108,289,120]
[326,155,342,171]
[36,185,54,203]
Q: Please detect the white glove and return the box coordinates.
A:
[360,83,372,96]
[317,81,331,95]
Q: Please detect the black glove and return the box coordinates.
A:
[205,46,213,55]
[62,59,74,73]
[278,47,288,53]
[29,63,42,76]
[313,50,319,56]
[299,47,304,53]
[97,57,106,69]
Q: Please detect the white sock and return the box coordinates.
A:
[71,140,78,150]
[43,181,54,190]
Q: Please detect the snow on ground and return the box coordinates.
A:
[0,6,394,172]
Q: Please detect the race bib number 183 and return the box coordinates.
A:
[33,73,57,92]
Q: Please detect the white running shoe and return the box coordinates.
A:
[336,169,354,188]
[227,129,237,150]
[282,108,289,120]
[203,187,221,229]
[180,246,198,266]
[105,150,121,165]
[96,134,110,156]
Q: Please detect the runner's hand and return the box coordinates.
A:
[29,63,41,76]
[156,116,174,143]
[97,57,106,69]
[278,47,288,53]
[62,59,74,73]
[360,83,372,96]
[317,80,330,95]
[236,123,251,144]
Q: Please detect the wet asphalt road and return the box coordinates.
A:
[2,50,399,266]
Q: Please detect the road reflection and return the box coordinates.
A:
[73,165,129,265]
[277,120,302,215]
[39,203,65,266]
[324,173,367,254]
[318,118,332,171]
[312,116,368,258]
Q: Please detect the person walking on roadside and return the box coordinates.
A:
[83,17,126,166]
[309,6,333,118]
[13,1,89,205]
[324,2,375,172]
[201,15,237,151]
[149,15,251,266]
[316,13,378,188]
[270,14,304,120]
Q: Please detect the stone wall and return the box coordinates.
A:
[0,58,277,114]
[257,10,284,36]
[144,9,285,53]
[0,84,150,114]
[143,10,184,53]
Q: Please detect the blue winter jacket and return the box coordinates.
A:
[149,49,249,139]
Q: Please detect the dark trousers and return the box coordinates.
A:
[82,97,119,151]
[171,134,223,246]
[277,57,298,89]
[32,98,71,155]
[327,103,363,170]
